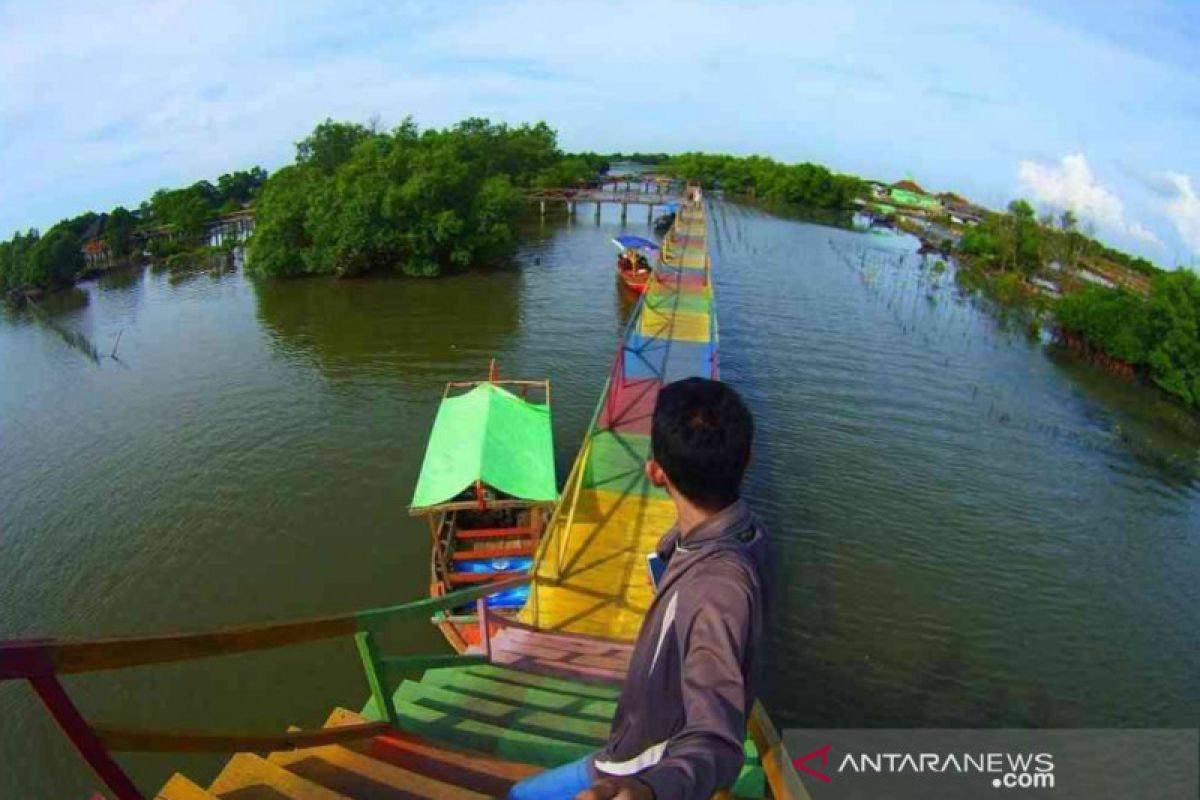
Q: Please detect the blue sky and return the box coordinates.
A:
[1,0,1198,265]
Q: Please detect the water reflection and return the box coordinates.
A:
[95,264,146,293]
[252,267,522,383]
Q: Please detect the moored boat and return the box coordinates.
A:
[613,234,659,295]
[652,201,678,234]
[409,363,557,652]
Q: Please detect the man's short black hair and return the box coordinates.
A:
[651,378,753,511]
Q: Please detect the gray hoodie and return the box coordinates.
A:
[592,499,772,799]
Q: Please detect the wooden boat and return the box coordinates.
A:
[409,363,556,653]
[653,211,676,234]
[613,235,658,296]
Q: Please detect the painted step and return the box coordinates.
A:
[385,696,593,768]
[420,667,618,719]
[384,695,763,799]
[155,774,218,800]
[488,633,630,671]
[209,752,349,799]
[325,707,538,798]
[487,646,628,685]
[270,739,486,800]
[463,663,621,699]
[493,624,636,658]
[393,679,612,745]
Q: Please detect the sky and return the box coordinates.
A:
[1,0,1198,266]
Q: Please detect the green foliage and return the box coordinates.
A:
[151,187,212,237]
[534,155,604,188]
[103,206,137,258]
[957,200,1044,275]
[246,165,318,278]
[216,167,268,207]
[296,119,375,174]
[661,152,864,210]
[250,117,551,279]
[605,152,670,164]
[23,225,84,288]
[1055,270,1200,407]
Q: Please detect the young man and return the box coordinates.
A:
[508,377,772,800]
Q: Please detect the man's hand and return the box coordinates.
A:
[575,776,654,800]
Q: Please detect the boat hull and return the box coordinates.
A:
[430,507,543,653]
[617,269,651,295]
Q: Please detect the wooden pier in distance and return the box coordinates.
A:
[528,178,681,224]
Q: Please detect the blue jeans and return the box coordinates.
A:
[507,753,595,800]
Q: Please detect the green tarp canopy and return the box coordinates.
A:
[410,383,556,510]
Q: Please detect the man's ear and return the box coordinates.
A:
[645,459,669,488]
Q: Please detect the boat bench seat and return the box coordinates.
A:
[447,570,527,586]
[456,526,536,541]
[452,545,536,562]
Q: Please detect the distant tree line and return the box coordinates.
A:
[0,168,266,293]
[660,152,865,210]
[606,152,671,165]
[249,117,596,278]
[960,201,1159,279]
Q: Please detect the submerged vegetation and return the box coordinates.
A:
[921,198,1200,409]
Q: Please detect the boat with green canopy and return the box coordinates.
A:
[409,362,557,652]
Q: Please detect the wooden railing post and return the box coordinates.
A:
[29,676,142,800]
[476,597,492,661]
[354,632,396,726]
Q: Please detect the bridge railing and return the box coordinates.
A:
[0,576,528,800]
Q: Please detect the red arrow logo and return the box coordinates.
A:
[793,744,833,783]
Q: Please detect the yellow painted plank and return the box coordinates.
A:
[270,742,488,800]
[638,309,711,342]
[523,202,709,641]
[209,752,350,800]
[156,774,218,800]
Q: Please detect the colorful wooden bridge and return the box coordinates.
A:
[519,201,716,641]
[0,197,808,800]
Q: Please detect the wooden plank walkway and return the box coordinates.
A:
[519,201,714,640]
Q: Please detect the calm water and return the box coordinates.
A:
[1,204,1197,796]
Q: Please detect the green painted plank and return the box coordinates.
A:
[390,697,592,768]
[464,664,621,700]
[733,765,765,798]
[422,668,618,720]
[380,654,487,684]
[353,575,530,627]
[394,681,611,746]
[364,688,763,794]
[354,631,396,726]
[644,291,712,315]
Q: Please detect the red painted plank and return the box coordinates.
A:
[452,545,535,562]
[600,378,659,436]
[447,570,527,586]
[456,527,536,540]
[0,639,56,679]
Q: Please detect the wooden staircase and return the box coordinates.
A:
[155,629,766,799]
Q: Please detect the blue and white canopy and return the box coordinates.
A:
[612,235,660,252]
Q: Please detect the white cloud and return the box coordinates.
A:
[1,0,1199,244]
[1016,153,1160,246]
[1127,221,1161,246]
[1164,173,1200,255]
